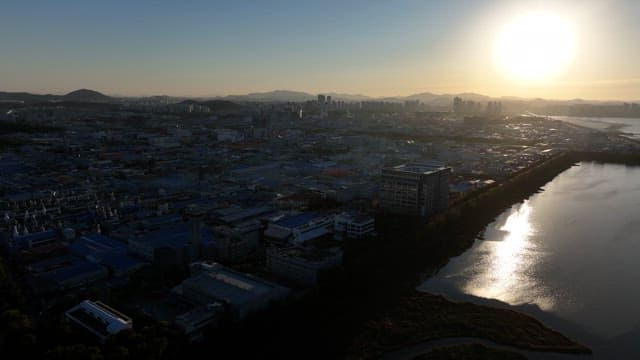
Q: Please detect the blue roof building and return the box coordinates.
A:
[266,212,335,245]
[128,223,216,266]
[32,257,108,292]
[68,233,146,276]
[100,253,147,277]
[69,233,127,262]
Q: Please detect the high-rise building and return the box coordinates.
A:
[379,162,451,217]
[326,95,332,106]
[317,94,326,105]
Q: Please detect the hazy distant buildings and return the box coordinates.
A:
[453,97,481,115]
[404,100,421,112]
[380,162,451,217]
[486,101,503,116]
[318,94,329,118]
[453,97,502,117]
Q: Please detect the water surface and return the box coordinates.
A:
[420,162,640,342]
[553,116,640,139]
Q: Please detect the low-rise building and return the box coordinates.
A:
[266,246,342,286]
[3,229,58,253]
[65,300,132,341]
[31,256,109,292]
[264,212,334,245]
[175,262,289,319]
[175,302,224,342]
[334,212,375,240]
[211,221,260,263]
[128,223,216,266]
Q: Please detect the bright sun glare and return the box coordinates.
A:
[495,12,576,82]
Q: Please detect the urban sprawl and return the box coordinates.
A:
[1,94,638,343]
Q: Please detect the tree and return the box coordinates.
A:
[1,308,35,348]
[44,344,103,360]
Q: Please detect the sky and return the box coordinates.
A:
[1,0,639,100]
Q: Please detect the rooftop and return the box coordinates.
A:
[70,233,127,258]
[38,259,107,284]
[100,253,147,272]
[65,300,132,339]
[182,263,288,306]
[136,223,215,247]
[387,162,449,175]
[11,229,57,246]
[272,246,342,263]
[274,212,323,229]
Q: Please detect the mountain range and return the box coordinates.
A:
[0,88,633,108]
[217,89,625,106]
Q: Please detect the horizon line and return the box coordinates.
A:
[2,87,640,103]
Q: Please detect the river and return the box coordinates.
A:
[419,161,640,359]
[552,116,640,140]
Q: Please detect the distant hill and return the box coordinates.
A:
[221,90,376,103]
[2,88,635,112]
[0,89,112,104]
[217,90,501,105]
[63,89,111,102]
[0,91,56,103]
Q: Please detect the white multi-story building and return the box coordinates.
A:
[380,162,451,217]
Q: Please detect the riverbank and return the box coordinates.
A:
[411,344,527,360]
[348,293,590,359]
[345,151,640,359]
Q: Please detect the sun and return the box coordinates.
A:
[495,12,576,82]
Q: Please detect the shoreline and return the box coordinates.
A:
[347,151,640,359]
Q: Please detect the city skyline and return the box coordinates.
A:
[2,0,640,100]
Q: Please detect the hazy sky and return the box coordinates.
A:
[1,0,639,100]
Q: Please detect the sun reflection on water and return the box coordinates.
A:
[463,201,554,310]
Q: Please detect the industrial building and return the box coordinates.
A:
[379,162,451,217]
[211,221,260,263]
[3,229,59,253]
[264,212,334,244]
[174,262,289,319]
[266,246,342,286]
[65,300,132,341]
[174,302,224,342]
[30,255,109,292]
[70,233,147,276]
[128,223,216,266]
